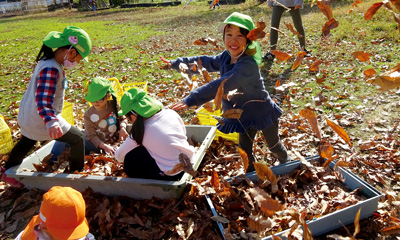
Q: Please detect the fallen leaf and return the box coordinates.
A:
[326,118,353,147]
[254,162,277,182]
[247,21,266,41]
[270,50,292,62]
[299,109,322,140]
[292,51,307,70]
[309,60,323,72]
[351,51,370,62]
[364,2,384,20]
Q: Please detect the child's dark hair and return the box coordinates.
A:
[110,94,121,133]
[36,44,74,62]
[126,111,145,145]
[223,24,256,56]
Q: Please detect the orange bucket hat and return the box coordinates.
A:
[21,186,89,240]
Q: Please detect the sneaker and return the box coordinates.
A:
[0,167,23,188]
[263,52,275,62]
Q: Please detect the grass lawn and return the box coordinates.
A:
[1,0,400,238]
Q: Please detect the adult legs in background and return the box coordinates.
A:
[261,120,289,163]
[124,146,183,181]
[56,126,85,172]
[270,6,286,51]
[289,8,306,50]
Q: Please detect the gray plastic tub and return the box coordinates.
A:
[210,156,382,239]
[6,125,216,200]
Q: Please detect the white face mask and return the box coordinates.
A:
[63,48,78,69]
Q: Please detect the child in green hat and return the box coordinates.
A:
[115,88,195,180]
[83,77,128,154]
[1,26,92,187]
[161,12,290,172]
[51,77,128,156]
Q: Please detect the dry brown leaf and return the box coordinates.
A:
[222,109,243,119]
[372,63,400,90]
[247,21,266,41]
[179,153,197,177]
[292,51,307,70]
[309,60,323,73]
[285,22,303,38]
[320,140,334,167]
[363,68,376,78]
[326,118,353,147]
[211,169,220,192]
[193,38,208,45]
[352,0,363,7]
[353,208,361,237]
[299,109,322,140]
[214,78,228,111]
[302,220,313,240]
[203,102,214,112]
[249,187,283,216]
[351,51,370,62]
[270,50,292,62]
[247,214,272,232]
[238,147,249,173]
[254,162,277,183]
[275,79,281,88]
[364,2,384,20]
[381,224,400,235]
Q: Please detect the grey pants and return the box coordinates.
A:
[239,120,289,171]
[270,6,306,50]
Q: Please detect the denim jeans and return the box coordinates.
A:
[51,138,100,160]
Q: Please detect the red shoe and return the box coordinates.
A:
[0,167,23,188]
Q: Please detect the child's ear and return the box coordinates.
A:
[69,48,77,57]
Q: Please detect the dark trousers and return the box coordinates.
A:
[270,6,306,50]
[239,120,289,171]
[5,126,85,172]
[124,146,183,181]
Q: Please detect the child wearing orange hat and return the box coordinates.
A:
[15,186,95,240]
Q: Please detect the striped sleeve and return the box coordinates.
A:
[35,67,59,125]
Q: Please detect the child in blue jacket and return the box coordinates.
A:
[161,12,290,171]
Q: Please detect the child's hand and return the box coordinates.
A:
[170,101,188,111]
[119,127,129,141]
[160,56,172,69]
[100,143,116,155]
[49,125,63,139]
[294,4,301,9]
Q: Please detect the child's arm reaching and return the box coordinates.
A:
[98,142,116,155]
[170,101,188,111]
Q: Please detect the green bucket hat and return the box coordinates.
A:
[85,77,116,102]
[218,12,262,65]
[119,88,163,118]
[43,26,92,62]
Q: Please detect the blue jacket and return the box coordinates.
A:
[170,50,283,133]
